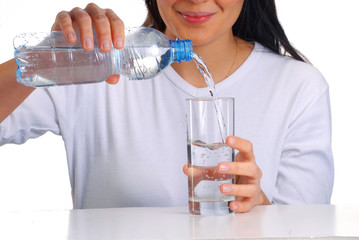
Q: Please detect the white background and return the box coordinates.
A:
[0,0,358,211]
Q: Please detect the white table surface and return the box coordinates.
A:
[0,205,358,240]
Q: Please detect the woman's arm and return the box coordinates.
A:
[0,3,126,123]
[0,59,35,123]
[273,88,334,204]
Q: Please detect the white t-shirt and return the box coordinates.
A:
[0,43,334,209]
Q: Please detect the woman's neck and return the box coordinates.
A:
[171,33,254,88]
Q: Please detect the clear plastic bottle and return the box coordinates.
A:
[13,27,193,87]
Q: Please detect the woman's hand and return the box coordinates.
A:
[184,136,270,213]
[51,3,124,84]
[219,136,270,212]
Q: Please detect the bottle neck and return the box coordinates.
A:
[169,39,193,63]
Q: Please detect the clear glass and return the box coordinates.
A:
[186,97,235,215]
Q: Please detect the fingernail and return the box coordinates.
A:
[84,38,93,50]
[222,185,232,193]
[115,38,124,48]
[219,164,229,172]
[227,136,236,146]
[232,205,239,210]
[102,41,111,51]
[67,32,75,41]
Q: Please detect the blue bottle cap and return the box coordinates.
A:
[169,39,193,63]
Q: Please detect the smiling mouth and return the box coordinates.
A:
[179,11,215,25]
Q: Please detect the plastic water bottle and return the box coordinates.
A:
[13,27,193,87]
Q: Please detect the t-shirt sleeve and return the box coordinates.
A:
[0,88,61,145]
[272,79,334,204]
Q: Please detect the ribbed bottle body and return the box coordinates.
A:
[14,27,193,87]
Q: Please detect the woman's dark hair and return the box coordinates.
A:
[143,0,308,63]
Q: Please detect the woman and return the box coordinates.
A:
[0,0,334,212]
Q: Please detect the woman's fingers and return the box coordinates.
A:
[228,189,271,213]
[84,3,125,51]
[69,7,94,51]
[226,136,254,161]
[184,164,234,180]
[105,9,125,49]
[219,135,270,213]
[229,199,253,213]
[106,75,120,85]
[51,3,125,52]
[52,11,77,42]
[52,7,94,50]
[220,183,259,197]
[218,161,262,181]
[85,3,112,52]
[184,164,215,179]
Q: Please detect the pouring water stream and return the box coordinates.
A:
[192,53,228,144]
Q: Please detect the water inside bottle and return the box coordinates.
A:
[14,44,174,86]
[192,53,228,143]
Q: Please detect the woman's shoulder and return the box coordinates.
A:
[252,42,328,90]
[254,43,321,73]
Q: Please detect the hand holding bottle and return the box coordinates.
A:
[14,6,192,87]
[51,3,125,84]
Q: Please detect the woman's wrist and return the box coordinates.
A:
[0,59,35,123]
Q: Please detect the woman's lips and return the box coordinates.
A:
[179,11,215,25]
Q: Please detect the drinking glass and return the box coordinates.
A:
[186,97,235,215]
